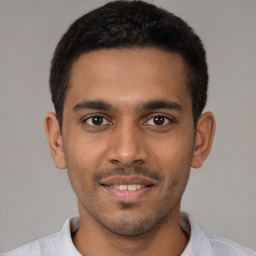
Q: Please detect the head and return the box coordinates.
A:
[50,0,208,130]
[45,1,215,238]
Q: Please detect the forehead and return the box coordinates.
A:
[66,47,191,110]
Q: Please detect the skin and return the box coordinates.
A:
[45,48,215,256]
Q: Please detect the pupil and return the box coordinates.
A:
[92,116,103,125]
[154,116,165,125]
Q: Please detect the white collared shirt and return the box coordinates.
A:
[3,212,256,256]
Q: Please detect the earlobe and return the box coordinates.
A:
[191,111,215,169]
[44,112,66,169]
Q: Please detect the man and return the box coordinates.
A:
[4,1,255,255]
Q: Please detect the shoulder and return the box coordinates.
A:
[2,233,58,256]
[181,212,256,256]
[206,233,256,256]
[2,215,80,256]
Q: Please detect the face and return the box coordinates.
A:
[57,48,197,236]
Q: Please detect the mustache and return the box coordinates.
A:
[93,166,164,183]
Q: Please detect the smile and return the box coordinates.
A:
[109,184,146,190]
[100,176,155,202]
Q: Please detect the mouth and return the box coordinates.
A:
[108,184,148,190]
[100,176,155,203]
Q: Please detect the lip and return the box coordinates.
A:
[100,175,155,203]
[102,185,152,203]
[100,175,155,186]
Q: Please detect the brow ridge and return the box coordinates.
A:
[138,100,183,111]
[73,100,113,111]
[73,99,182,112]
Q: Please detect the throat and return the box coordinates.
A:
[73,214,189,256]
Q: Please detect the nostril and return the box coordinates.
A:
[110,159,145,167]
[132,159,146,165]
[110,159,123,166]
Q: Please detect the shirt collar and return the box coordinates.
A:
[57,215,81,256]
[180,212,212,256]
[56,212,212,256]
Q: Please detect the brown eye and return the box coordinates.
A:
[153,116,166,125]
[85,115,110,126]
[146,115,170,126]
[91,116,103,125]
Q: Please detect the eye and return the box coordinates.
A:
[146,115,171,126]
[84,115,111,126]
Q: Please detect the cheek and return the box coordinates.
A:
[64,130,106,168]
[62,139,94,189]
[63,131,111,194]
[150,131,194,191]
[153,132,195,167]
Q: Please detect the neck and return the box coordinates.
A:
[73,206,188,256]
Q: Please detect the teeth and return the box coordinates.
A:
[110,184,146,191]
[128,184,137,191]
[136,184,143,189]
[120,185,127,191]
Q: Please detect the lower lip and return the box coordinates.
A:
[102,186,152,203]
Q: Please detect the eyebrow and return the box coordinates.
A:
[73,100,113,111]
[73,99,183,112]
[138,100,183,111]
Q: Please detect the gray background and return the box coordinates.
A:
[0,0,255,253]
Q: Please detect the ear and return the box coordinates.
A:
[191,111,215,169]
[44,112,66,169]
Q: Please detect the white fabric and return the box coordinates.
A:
[3,212,256,256]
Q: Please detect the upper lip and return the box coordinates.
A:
[100,176,155,186]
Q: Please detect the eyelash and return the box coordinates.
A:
[82,115,112,126]
[82,114,174,127]
[145,114,174,126]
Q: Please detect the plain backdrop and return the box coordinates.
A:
[0,0,255,253]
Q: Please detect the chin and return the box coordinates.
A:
[95,208,174,237]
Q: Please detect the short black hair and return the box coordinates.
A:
[50,0,208,129]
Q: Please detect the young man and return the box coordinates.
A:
[4,1,255,255]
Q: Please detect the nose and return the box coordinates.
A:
[106,122,148,167]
